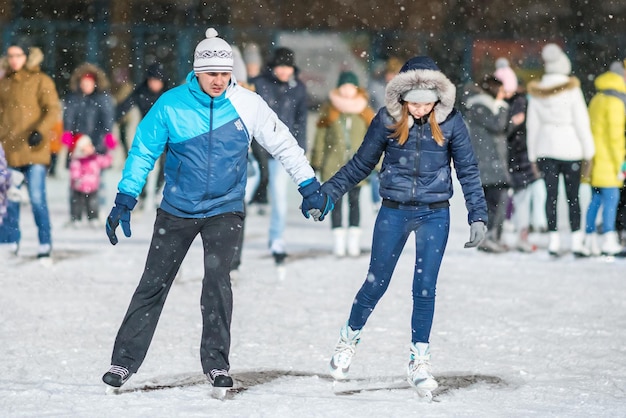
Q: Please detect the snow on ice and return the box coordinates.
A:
[1,167,626,417]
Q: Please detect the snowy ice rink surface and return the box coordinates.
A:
[2,167,626,417]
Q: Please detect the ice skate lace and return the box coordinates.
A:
[333,339,357,367]
[108,365,130,379]
[408,359,433,381]
[208,369,229,381]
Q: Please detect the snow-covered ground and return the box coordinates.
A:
[2,165,626,417]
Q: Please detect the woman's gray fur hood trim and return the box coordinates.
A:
[385,58,456,127]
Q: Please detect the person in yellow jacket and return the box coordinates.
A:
[311,71,375,257]
[584,61,626,256]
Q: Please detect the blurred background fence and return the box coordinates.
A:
[1,0,625,105]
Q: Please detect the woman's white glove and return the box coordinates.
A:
[464,221,487,248]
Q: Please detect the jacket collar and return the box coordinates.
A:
[527,75,580,98]
[186,71,236,106]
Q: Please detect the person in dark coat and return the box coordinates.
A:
[63,62,116,214]
[308,56,487,398]
[249,47,308,266]
[116,63,168,121]
[63,63,115,156]
[494,58,540,252]
[464,75,511,253]
[115,63,169,200]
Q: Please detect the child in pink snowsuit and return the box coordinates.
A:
[68,133,113,225]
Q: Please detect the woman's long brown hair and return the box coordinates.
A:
[388,102,445,146]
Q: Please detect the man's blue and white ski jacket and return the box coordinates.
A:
[118,71,314,218]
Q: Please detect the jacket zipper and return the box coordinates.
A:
[413,122,424,200]
[208,98,214,195]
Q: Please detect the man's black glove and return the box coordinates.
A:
[298,178,334,221]
[105,193,138,245]
[28,131,43,147]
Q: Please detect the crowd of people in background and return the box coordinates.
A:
[459,44,626,258]
[0,35,625,264]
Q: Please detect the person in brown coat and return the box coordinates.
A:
[0,40,61,259]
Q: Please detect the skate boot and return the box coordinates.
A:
[207,368,234,399]
[601,231,623,256]
[332,228,347,257]
[584,233,601,257]
[270,239,288,280]
[329,322,361,380]
[102,365,133,392]
[516,228,537,253]
[407,342,438,400]
[347,227,362,257]
[548,231,561,257]
[571,230,589,258]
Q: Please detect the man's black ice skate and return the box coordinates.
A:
[102,365,132,393]
[207,369,233,399]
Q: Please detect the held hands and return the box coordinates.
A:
[105,193,137,245]
[298,178,334,221]
[464,221,487,248]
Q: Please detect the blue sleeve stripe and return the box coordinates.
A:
[298,177,315,188]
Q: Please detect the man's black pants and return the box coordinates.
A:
[110,209,243,374]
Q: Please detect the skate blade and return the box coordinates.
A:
[39,257,53,267]
[105,385,120,395]
[329,367,348,381]
[408,377,438,401]
[211,387,228,400]
[277,265,286,281]
[416,388,433,401]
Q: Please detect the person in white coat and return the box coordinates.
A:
[526,43,595,257]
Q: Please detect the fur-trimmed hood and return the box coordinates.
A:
[1,46,44,74]
[527,75,580,98]
[69,62,111,93]
[384,56,456,128]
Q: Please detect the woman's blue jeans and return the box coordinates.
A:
[348,204,450,344]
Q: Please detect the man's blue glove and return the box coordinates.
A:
[298,178,334,222]
[106,193,137,245]
[464,221,487,248]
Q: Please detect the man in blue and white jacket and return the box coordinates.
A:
[101,28,332,392]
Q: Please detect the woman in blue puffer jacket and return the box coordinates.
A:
[320,56,488,398]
